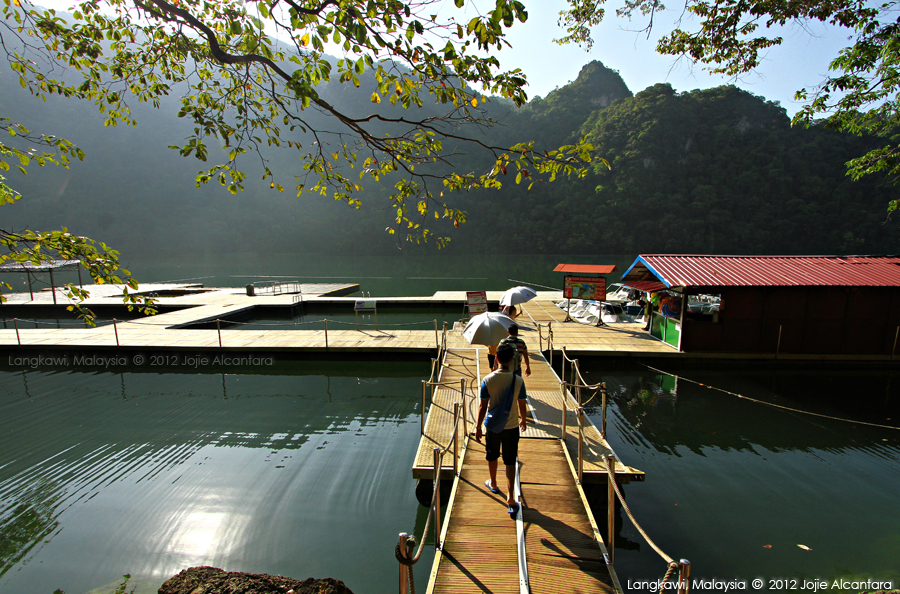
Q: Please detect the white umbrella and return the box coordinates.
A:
[499,286,537,307]
[462,312,515,346]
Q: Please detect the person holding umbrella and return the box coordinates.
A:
[462,311,516,370]
[499,286,536,318]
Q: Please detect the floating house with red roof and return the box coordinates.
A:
[621,255,900,358]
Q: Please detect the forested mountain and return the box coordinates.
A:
[2,58,898,257]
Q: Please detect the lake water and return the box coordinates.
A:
[0,362,436,594]
[578,360,900,593]
[196,305,465,332]
[2,253,898,593]
[6,252,639,298]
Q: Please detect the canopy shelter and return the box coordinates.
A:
[553,263,618,274]
[553,263,619,325]
[0,260,83,303]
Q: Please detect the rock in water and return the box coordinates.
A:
[159,566,354,594]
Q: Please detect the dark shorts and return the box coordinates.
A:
[485,427,520,466]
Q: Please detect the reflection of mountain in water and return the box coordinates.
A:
[580,362,900,455]
[0,479,61,578]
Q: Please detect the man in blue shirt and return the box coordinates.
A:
[475,343,528,514]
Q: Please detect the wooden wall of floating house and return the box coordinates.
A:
[800,287,848,354]
[682,285,900,355]
[718,287,764,352]
[885,288,900,356]
[760,287,809,354]
[681,317,722,351]
[841,287,889,354]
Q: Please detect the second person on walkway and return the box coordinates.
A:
[494,323,531,377]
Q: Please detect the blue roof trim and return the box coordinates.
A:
[621,256,672,288]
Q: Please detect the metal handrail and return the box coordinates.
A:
[252,280,302,295]
[398,376,474,594]
[605,454,690,592]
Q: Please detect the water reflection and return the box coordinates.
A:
[0,362,432,594]
[578,361,900,592]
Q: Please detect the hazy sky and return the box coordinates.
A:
[35,0,853,116]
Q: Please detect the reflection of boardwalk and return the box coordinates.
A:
[420,347,629,593]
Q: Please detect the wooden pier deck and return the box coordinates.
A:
[446,298,678,357]
[420,344,627,592]
[1,286,685,358]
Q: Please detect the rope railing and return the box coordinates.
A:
[605,453,690,592]
[556,346,690,590]
[1,317,107,327]
[642,362,900,431]
[5,315,443,330]
[399,376,475,594]
[420,377,472,435]
[536,322,554,366]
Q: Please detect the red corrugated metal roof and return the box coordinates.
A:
[622,280,668,292]
[554,263,618,273]
[622,255,900,287]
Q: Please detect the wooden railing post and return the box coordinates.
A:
[434,319,438,349]
[548,323,553,367]
[576,359,582,406]
[324,319,328,348]
[560,382,567,439]
[398,533,410,594]
[577,406,584,484]
[560,347,566,392]
[677,560,691,594]
[601,383,608,439]
[570,361,577,397]
[453,402,460,475]
[606,454,616,566]
[421,380,427,435]
[216,319,222,348]
[433,447,441,549]
[460,378,467,436]
[14,318,20,345]
[113,318,120,347]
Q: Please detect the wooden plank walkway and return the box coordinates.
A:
[424,351,624,592]
[412,347,643,482]
[429,440,619,593]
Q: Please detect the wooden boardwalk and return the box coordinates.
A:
[422,346,625,592]
[412,347,643,482]
[1,286,686,358]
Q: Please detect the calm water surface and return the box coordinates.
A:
[578,361,900,593]
[0,362,434,594]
